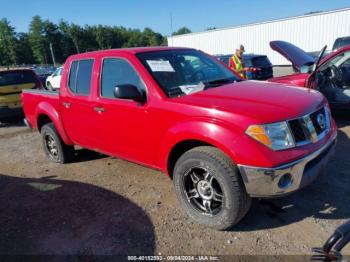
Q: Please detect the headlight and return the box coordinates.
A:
[246,121,295,150]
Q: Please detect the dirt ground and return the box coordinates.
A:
[0,114,349,258]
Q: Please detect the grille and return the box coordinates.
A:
[288,107,329,146]
[309,107,327,135]
[288,119,307,143]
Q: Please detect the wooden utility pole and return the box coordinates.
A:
[49,43,56,66]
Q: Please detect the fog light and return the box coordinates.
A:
[278,173,293,189]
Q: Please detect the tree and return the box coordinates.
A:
[0,18,18,66]
[42,20,64,64]
[143,27,164,46]
[172,27,191,36]
[0,17,168,65]
[28,15,48,64]
[16,33,35,64]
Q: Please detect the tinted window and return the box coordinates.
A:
[68,59,93,95]
[333,38,350,51]
[101,58,146,98]
[251,56,272,68]
[76,60,93,95]
[68,61,78,93]
[242,57,253,67]
[0,70,36,86]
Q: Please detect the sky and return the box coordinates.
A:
[1,0,349,35]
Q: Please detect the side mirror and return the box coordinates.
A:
[114,84,146,103]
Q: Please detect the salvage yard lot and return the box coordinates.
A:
[0,114,349,256]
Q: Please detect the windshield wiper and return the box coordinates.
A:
[172,77,238,97]
[203,77,238,89]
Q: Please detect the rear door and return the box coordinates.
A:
[60,59,99,148]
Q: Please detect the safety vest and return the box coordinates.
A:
[231,54,246,79]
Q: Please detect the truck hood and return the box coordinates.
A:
[173,80,326,126]
[268,73,309,87]
[270,40,315,69]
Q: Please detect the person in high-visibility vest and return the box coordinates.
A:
[229,45,249,79]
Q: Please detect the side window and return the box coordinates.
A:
[68,59,94,95]
[101,58,146,98]
[68,61,78,92]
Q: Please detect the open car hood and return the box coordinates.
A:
[270,40,316,69]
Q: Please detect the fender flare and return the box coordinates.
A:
[159,119,242,175]
[35,102,73,145]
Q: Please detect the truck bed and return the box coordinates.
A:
[21,89,60,129]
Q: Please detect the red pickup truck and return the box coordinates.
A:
[22,47,337,230]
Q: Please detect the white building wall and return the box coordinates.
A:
[167,8,350,65]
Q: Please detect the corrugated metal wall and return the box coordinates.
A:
[167,8,350,65]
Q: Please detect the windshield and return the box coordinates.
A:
[137,49,240,97]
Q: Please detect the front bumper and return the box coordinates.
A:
[238,133,337,198]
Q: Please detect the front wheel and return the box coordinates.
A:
[173,146,251,230]
[41,123,74,164]
[46,82,53,91]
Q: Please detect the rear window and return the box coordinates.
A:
[0,71,36,86]
[68,59,94,95]
[251,56,272,68]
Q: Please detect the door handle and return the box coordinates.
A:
[63,102,71,108]
[94,106,105,113]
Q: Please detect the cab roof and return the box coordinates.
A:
[68,46,195,59]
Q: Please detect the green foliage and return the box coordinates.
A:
[0,16,169,66]
[172,27,192,36]
[0,18,18,66]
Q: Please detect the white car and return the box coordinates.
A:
[46,67,63,90]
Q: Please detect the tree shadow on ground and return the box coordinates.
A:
[0,174,155,256]
[233,116,350,232]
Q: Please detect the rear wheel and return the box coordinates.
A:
[173,146,251,230]
[41,123,74,164]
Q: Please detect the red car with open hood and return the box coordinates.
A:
[269,40,350,111]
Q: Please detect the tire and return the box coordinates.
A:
[41,123,74,164]
[46,82,53,91]
[173,146,251,230]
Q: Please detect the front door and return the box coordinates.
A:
[93,57,154,165]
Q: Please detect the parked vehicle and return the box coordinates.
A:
[215,54,273,80]
[0,69,42,120]
[333,36,350,52]
[22,47,337,230]
[32,67,53,88]
[269,40,350,111]
[46,67,63,90]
